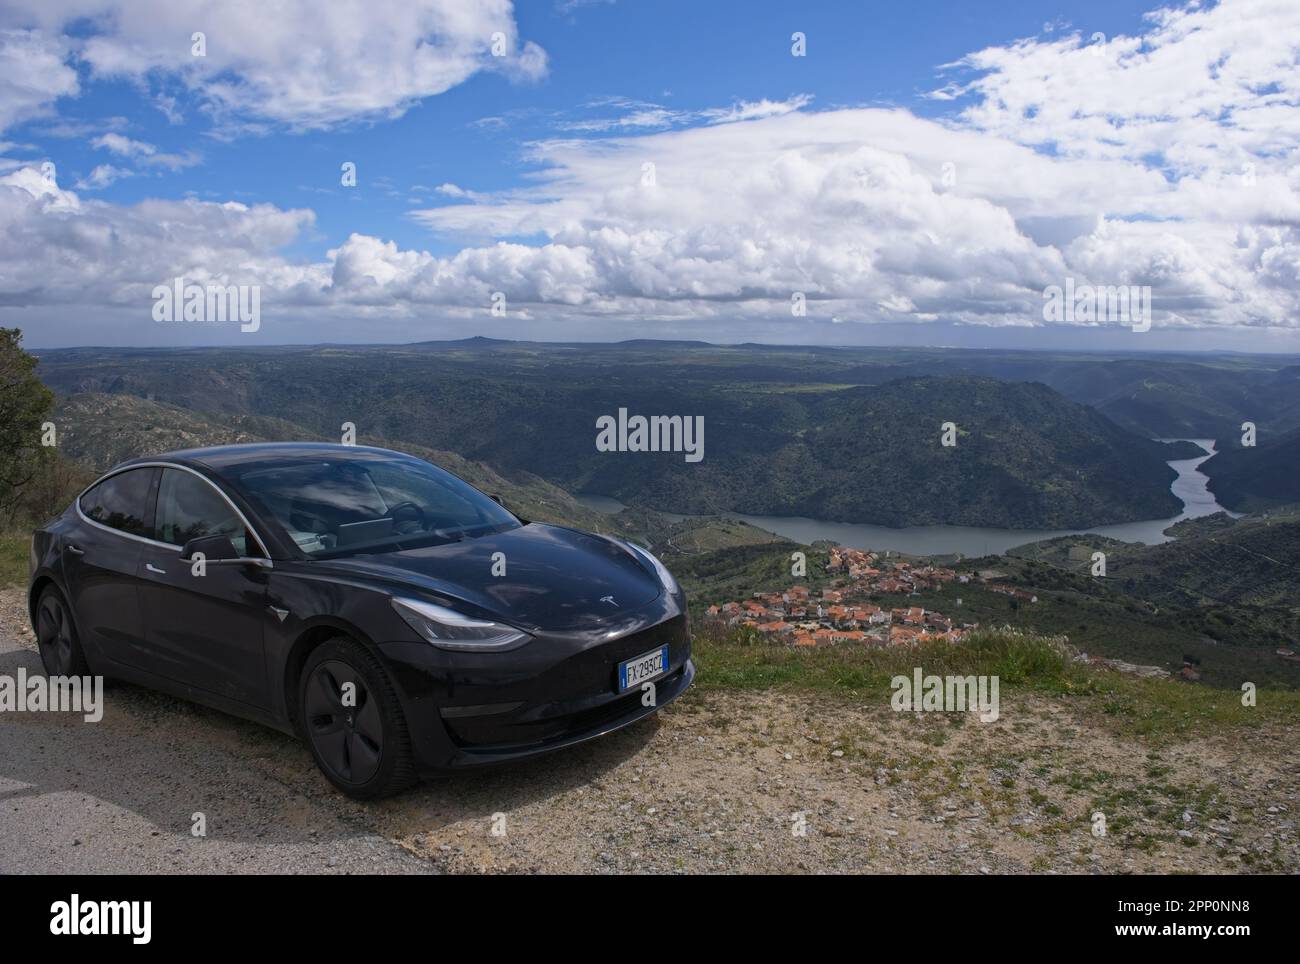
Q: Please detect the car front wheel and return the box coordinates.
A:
[298,636,416,799]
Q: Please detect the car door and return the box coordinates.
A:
[64,466,158,668]
[136,466,271,707]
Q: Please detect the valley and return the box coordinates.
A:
[578,436,1232,556]
[36,339,1275,529]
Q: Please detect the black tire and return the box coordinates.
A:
[298,635,416,799]
[35,585,90,677]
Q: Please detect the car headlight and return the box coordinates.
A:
[390,597,531,652]
[625,540,680,594]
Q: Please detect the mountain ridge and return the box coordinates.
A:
[35,347,1197,529]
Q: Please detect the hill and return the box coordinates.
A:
[775,377,1184,527]
[997,511,1300,685]
[503,374,1185,528]
[52,392,622,535]
[36,346,1194,529]
[1201,426,1300,511]
[37,339,1300,439]
[48,392,783,555]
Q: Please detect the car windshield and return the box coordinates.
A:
[223,452,521,558]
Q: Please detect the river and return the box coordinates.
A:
[576,438,1235,557]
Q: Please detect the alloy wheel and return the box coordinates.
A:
[304,659,384,785]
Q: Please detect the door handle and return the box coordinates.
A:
[145,562,167,575]
[66,543,85,556]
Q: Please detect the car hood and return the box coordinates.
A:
[310,523,663,632]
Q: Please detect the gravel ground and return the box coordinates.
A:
[0,588,429,875]
[2,586,1296,874]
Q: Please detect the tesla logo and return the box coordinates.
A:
[600,595,617,607]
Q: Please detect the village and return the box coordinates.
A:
[703,545,1038,648]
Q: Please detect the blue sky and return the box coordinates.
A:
[2,0,1298,350]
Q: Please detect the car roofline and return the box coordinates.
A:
[110,441,416,474]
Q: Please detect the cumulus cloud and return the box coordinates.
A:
[400,99,1299,329]
[0,0,545,130]
[2,0,1298,339]
[0,29,78,131]
[941,0,1300,176]
[401,0,1300,330]
[0,166,320,308]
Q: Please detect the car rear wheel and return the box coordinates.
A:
[299,636,416,799]
[35,586,89,677]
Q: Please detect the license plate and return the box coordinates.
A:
[618,645,669,693]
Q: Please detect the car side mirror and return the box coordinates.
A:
[180,534,240,562]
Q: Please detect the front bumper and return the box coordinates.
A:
[377,599,694,774]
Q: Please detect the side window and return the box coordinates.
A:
[80,468,156,538]
[155,469,254,556]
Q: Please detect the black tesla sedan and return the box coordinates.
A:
[28,443,694,797]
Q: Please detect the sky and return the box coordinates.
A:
[1,0,1299,351]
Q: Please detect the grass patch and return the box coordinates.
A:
[0,533,28,589]
[1080,672,1295,739]
[693,623,1077,693]
[691,623,1300,738]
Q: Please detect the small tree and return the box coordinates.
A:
[19,451,94,525]
[0,328,55,522]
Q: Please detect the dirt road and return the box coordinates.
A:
[2,588,1295,874]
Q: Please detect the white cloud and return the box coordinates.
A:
[0,0,545,131]
[34,116,128,139]
[90,133,154,158]
[2,0,1298,341]
[700,95,815,125]
[0,166,319,307]
[399,101,1298,329]
[75,163,132,190]
[558,95,814,133]
[941,0,1300,176]
[559,106,682,133]
[0,29,78,131]
[90,132,200,171]
[433,183,487,201]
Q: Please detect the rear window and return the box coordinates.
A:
[80,468,156,538]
